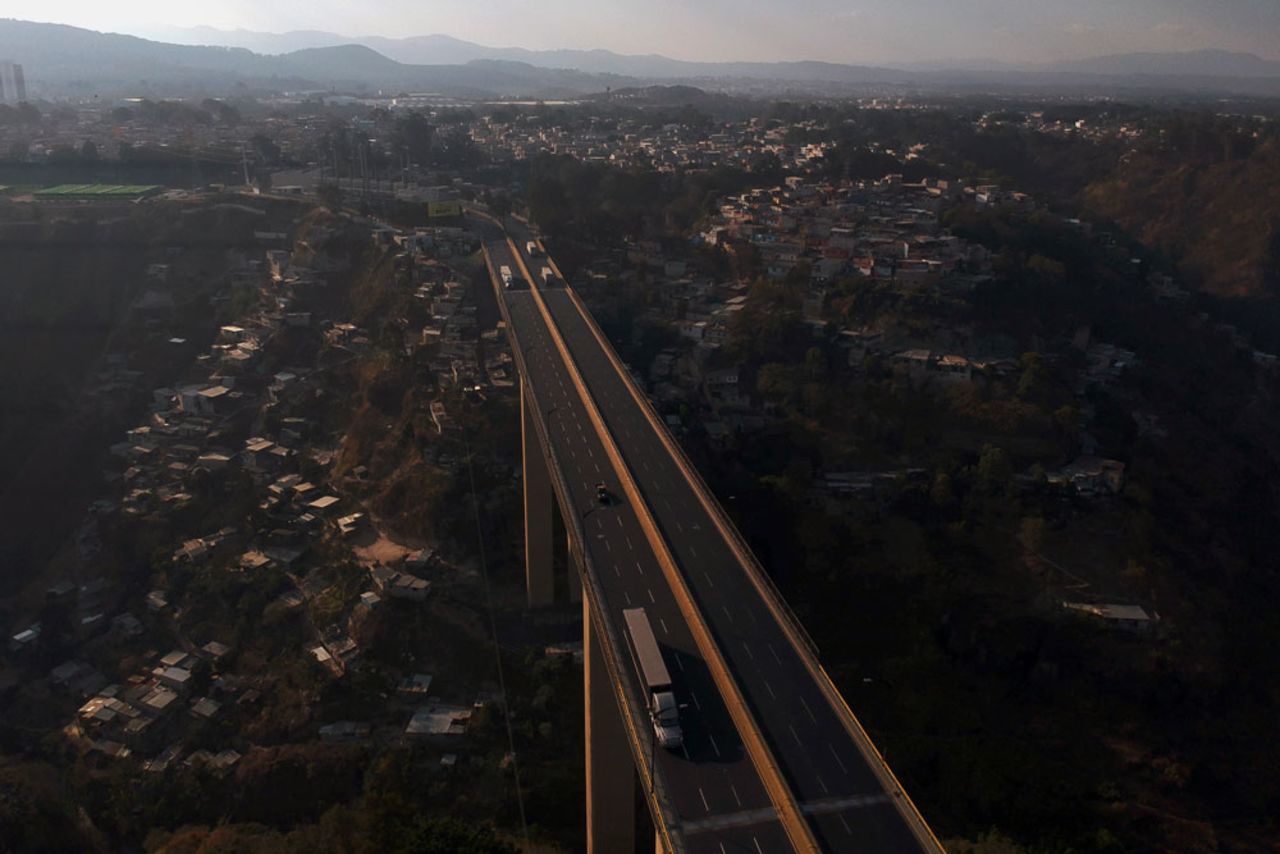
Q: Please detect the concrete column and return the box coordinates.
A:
[522,383,554,607]
[584,597,635,853]
[567,531,583,604]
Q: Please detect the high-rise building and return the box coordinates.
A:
[0,62,27,103]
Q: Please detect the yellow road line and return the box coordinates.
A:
[506,236,819,853]
[536,235,943,853]
[483,243,686,854]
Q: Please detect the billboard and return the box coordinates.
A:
[427,200,462,218]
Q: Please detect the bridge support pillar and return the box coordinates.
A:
[522,383,554,607]
[567,536,583,604]
[584,597,635,853]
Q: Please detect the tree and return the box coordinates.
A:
[80,140,100,162]
[976,444,1012,488]
[758,362,803,407]
[394,814,514,850]
[930,472,957,508]
[728,279,803,364]
[45,145,79,166]
[391,112,435,167]
[486,192,512,220]
[317,183,343,211]
[1018,516,1046,554]
[526,173,571,238]
[433,127,483,168]
[15,101,41,126]
[251,133,281,166]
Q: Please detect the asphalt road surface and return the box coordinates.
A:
[488,237,793,853]
[503,224,928,852]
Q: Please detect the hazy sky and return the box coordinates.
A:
[22,0,1280,63]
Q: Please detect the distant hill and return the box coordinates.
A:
[890,50,1280,78]
[5,19,1280,99]
[1045,49,1280,79]
[143,24,1280,91]
[1084,135,1280,298]
[0,19,634,97]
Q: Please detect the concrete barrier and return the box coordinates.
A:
[484,245,686,853]
[536,239,944,853]
[505,238,820,853]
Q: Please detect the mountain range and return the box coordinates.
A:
[0,19,636,98]
[4,18,1280,100]
[141,25,1280,81]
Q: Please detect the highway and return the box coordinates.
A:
[500,220,937,852]
[485,236,795,853]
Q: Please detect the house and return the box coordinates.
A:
[189,697,222,720]
[1049,456,1126,495]
[90,740,131,760]
[307,495,341,516]
[78,695,141,733]
[194,385,233,415]
[9,623,41,653]
[153,666,193,692]
[1062,602,1158,633]
[397,673,434,696]
[242,437,278,472]
[200,641,231,663]
[892,349,933,381]
[174,538,210,563]
[239,550,271,571]
[50,660,94,692]
[144,743,185,773]
[196,452,232,471]
[934,355,974,385]
[159,649,192,670]
[111,613,144,638]
[139,686,180,717]
[207,750,242,774]
[46,581,77,604]
[390,574,431,602]
[320,721,371,742]
[405,703,472,736]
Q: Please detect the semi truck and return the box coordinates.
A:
[622,607,683,749]
[526,240,541,257]
[540,266,556,287]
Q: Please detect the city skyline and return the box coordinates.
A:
[12,0,1280,65]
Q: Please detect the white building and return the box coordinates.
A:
[0,62,26,103]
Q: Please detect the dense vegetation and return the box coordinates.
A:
[689,208,1280,850]
[557,104,1280,850]
[1084,120,1280,299]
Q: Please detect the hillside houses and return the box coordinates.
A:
[704,176,992,287]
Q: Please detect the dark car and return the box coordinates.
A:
[595,481,610,504]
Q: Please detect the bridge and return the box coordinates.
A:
[480,216,942,853]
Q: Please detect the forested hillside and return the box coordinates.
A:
[1085,119,1280,297]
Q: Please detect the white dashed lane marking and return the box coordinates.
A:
[828,743,848,775]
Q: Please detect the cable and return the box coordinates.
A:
[461,425,531,848]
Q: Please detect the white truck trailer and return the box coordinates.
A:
[622,607,683,749]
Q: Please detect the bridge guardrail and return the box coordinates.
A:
[534,239,945,854]
[506,238,820,853]
[484,245,685,854]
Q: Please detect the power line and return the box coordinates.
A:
[461,425,530,847]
